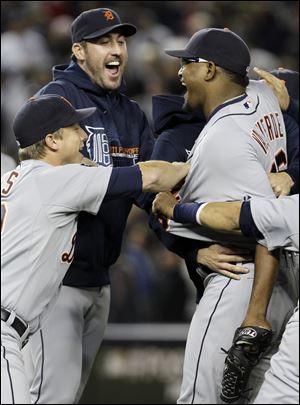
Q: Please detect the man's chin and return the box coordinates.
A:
[103,76,122,91]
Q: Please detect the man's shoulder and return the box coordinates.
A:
[37,78,76,98]
[119,93,144,112]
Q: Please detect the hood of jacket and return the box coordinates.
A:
[152,94,205,134]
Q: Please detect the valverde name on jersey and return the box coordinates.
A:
[251,112,287,172]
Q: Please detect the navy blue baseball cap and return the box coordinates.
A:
[13,94,96,148]
[165,28,250,76]
[71,8,137,43]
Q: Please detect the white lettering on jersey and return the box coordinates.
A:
[85,126,112,167]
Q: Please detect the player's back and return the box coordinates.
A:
[169,80,287,243]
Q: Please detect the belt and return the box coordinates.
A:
[1,308,29,346]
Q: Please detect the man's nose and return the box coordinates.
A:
[110,41,122,55]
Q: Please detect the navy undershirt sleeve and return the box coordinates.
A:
[104,166,142,201]
[239,201,264,239]
[173,202,204,224]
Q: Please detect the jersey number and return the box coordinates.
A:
[1,171,19,233]
[271,148,287,173]
[1,203,7,234]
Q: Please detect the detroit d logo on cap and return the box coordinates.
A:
[103,10,114,21]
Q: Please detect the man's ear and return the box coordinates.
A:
[72,42,86,62]
[45,134,59,151]
[205,62,217,81]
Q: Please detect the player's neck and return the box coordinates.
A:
[39,155,64,166]
[204,84,246,119]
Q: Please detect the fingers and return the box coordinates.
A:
[221,263,249,273]
[220,255,252,263]
[218,270,241,280]
[81,157,98,166]
[253,67,277,84]
[254,67,285,93]
[218,263,250,280]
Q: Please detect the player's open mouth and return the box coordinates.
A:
[105,61,120,77]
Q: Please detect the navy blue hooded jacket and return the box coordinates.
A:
[149,95,207,299]
[36,61,154,287]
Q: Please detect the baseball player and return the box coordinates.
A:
[1,94,189,404]
[148,67,298,297]
[162,28,295,404]
[153,192,299,404]
[24,8,155,404]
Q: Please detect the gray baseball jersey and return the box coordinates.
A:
[250,194,299,251]
[174,81,294,404]
[169,80,287,247]
[1,160,111,404]
[1,160,112,326]
[250,194,299,404]
[251,194,299,303]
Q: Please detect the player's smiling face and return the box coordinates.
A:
[58,124,88,164]
[179,61,207,111]
[73,32,128,91]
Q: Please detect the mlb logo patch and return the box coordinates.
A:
[243,98,253,109]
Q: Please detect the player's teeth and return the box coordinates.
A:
[107,61,120,66]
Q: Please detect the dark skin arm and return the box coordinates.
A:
[242,244,279,330]
[152,192,277,330]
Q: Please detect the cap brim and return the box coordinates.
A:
[165,49,195,58]
[83,23,137,40]
[65,107,97,127]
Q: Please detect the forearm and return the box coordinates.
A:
[199,202,242,232]
[138,161,189,192]
[242,244,279,326]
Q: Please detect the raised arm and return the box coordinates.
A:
[137,161,189,192]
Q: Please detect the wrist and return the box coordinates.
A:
[173,202,205,224]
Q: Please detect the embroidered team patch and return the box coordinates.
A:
[85,126,112,166]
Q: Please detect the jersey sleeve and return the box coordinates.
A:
[36,164,113,215]
[104,166,142,200]
[249,195,299,250]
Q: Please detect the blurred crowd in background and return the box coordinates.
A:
[1,1,299,324]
